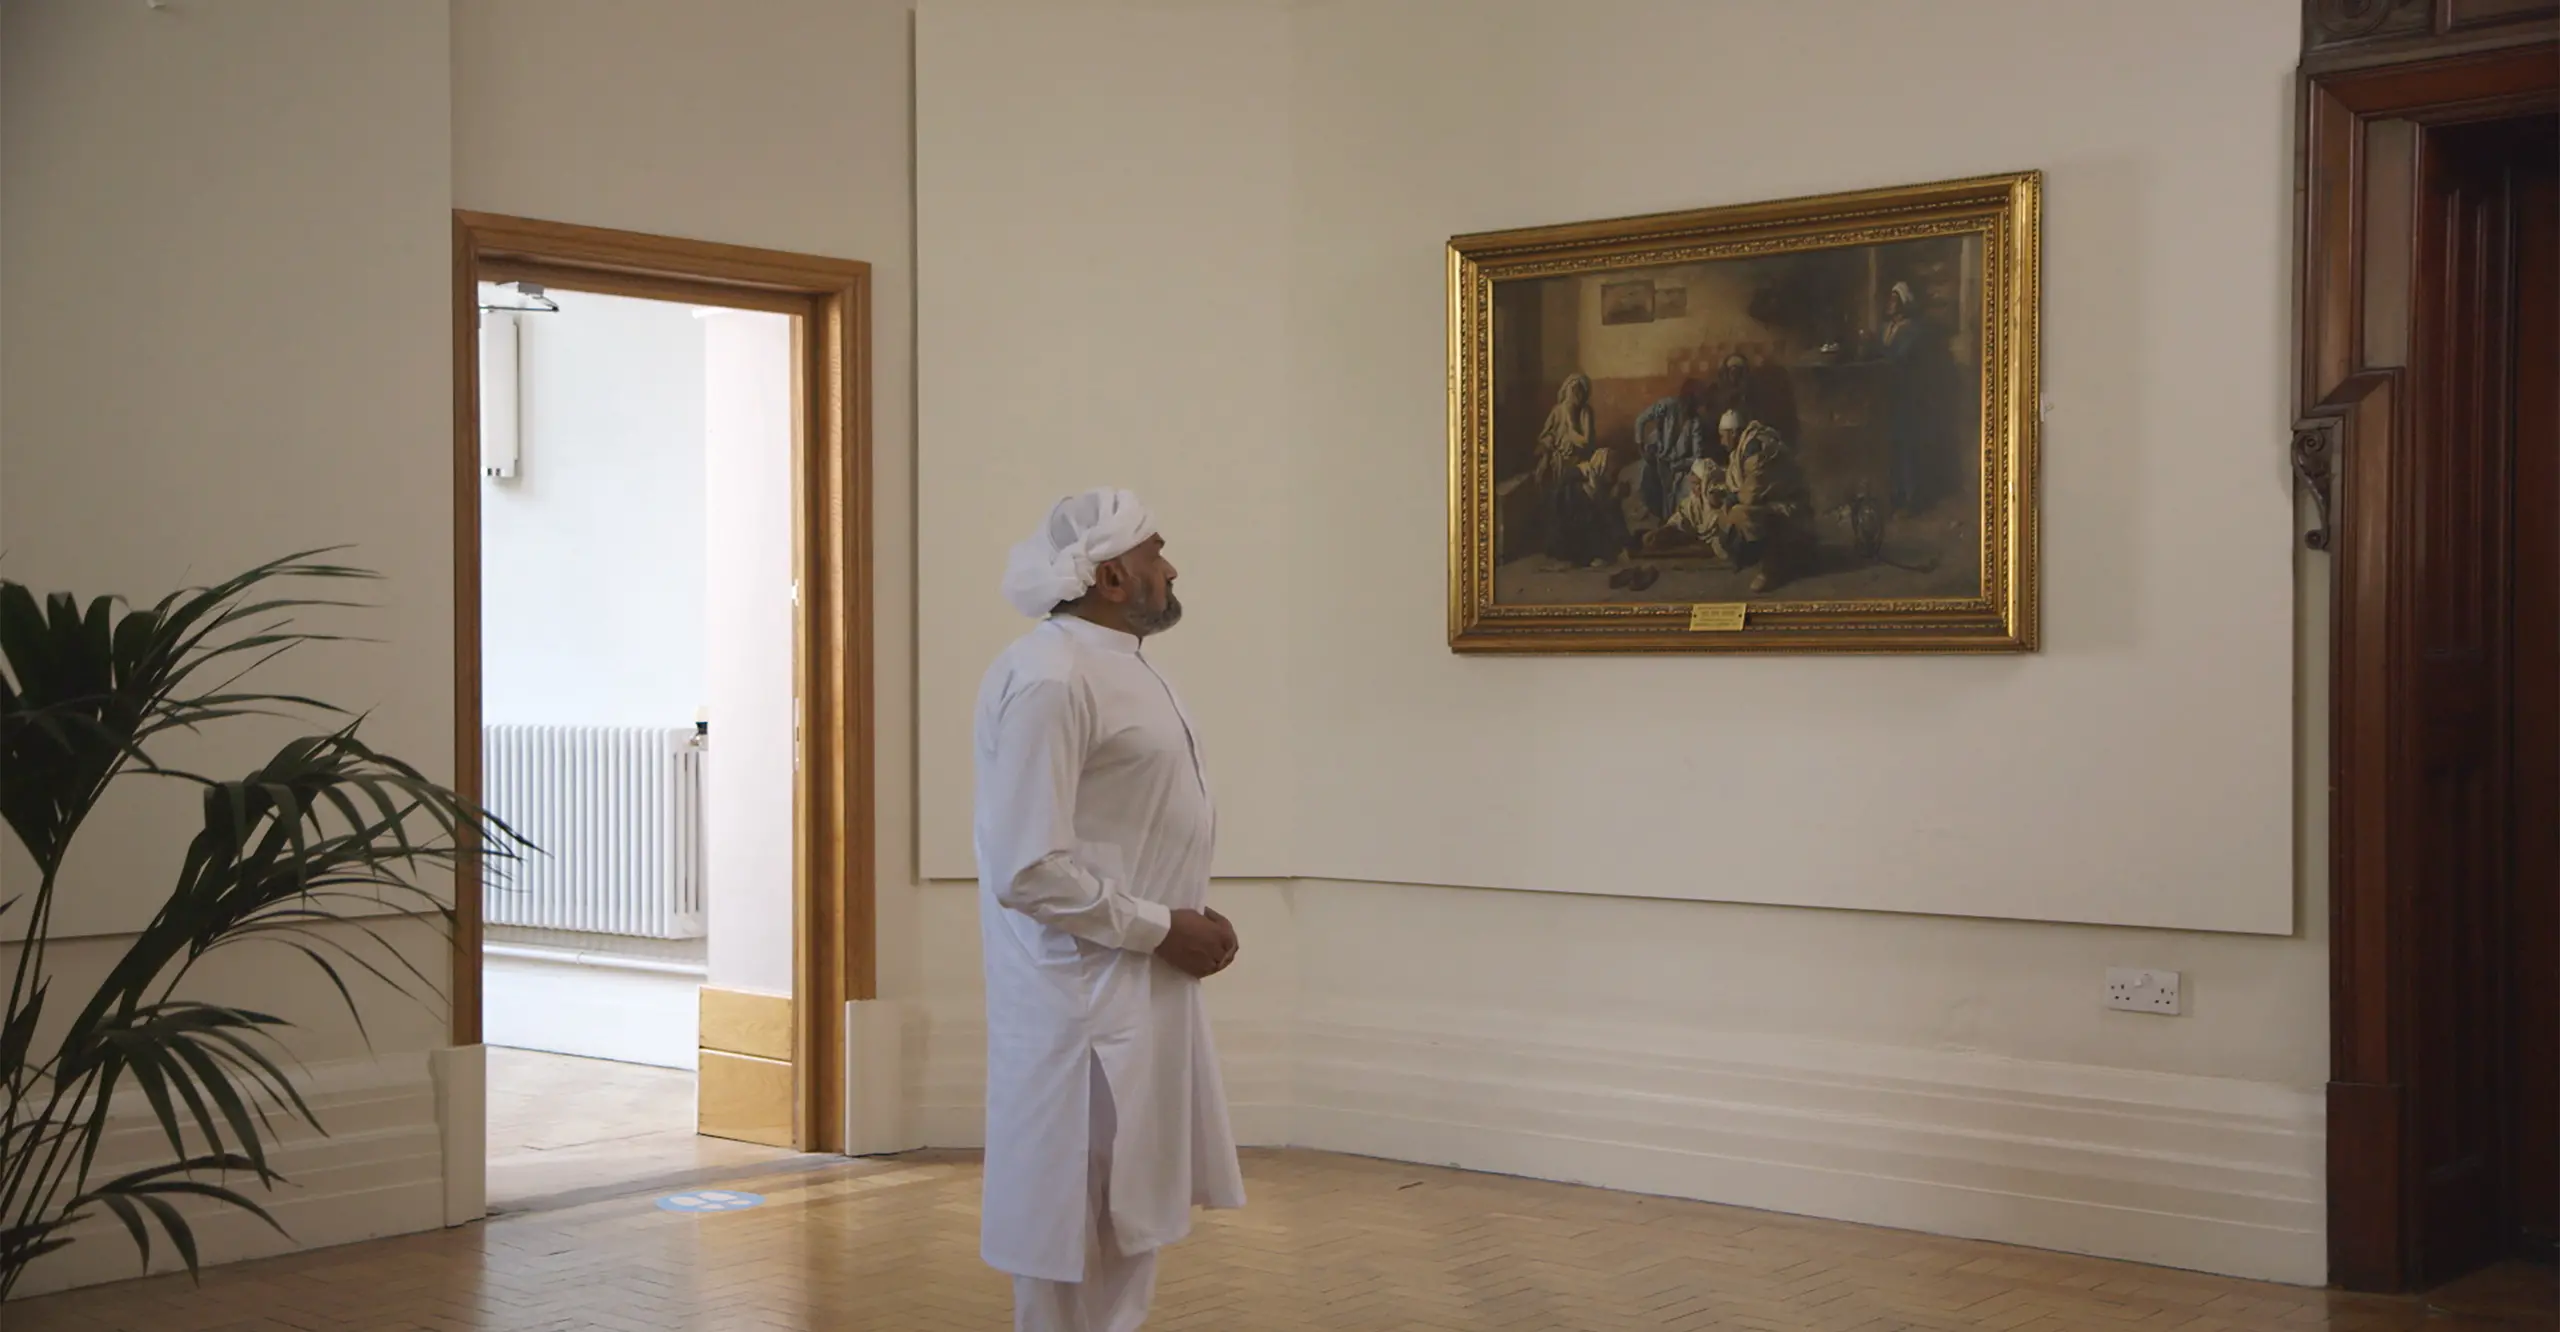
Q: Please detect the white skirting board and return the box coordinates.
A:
[21,1007,2322,1298]
[480,947,701,1069]
[431,1043,488,1227]
[901,1000,2322,1286]
[10,1053,445,1300]
[1285,1004,2325,1287]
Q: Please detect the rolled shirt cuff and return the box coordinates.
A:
[1122,895,1174,955]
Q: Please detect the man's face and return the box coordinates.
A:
[1099,535,1183,636]
[1721,358,1748,391]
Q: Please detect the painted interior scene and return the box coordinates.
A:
[1490,234,1987,604]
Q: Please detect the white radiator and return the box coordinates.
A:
[481,724,706,939]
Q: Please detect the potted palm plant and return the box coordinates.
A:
[0,552,514,1299]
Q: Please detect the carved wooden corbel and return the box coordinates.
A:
[2292,419,2338,552]
[2307,0,2427,43]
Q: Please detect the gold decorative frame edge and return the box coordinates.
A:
[1446,170,2043,656]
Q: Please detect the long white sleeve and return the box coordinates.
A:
[980,674,1174,954]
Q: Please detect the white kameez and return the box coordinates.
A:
[1010,1055,1157,1331]
[974,614,1246,1287]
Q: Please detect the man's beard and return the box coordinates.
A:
[1126,589,1184,637]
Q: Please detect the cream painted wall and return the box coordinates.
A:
[3,0,456,939]
[917,0,2300,937]
[1288,0,2297,933]
[1264,3,2328,1270]
[914,1,1298,883]
[912,0,2328,1283]
[1,0,457,1293]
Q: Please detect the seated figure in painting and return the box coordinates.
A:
[1710,420,1816,593]
[1708,409,1739,469]
[1631,380,1714,522]
[1639,411,1740,545]
[1526,371,1630,568]
[1642,456,1727,554]
[1541,444,1632,568]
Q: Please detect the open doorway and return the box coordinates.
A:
[472,281,803,1209]
[450,214,875,1218]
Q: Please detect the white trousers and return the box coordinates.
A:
[1013,1055,1159,1332]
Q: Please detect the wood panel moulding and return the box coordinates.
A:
[698,1051,796,1149]
[700,987,794,1064]
[2295,5,2557,1290]
[2304,0,2556,68]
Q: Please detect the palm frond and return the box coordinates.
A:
[61,1154,288,1283]
[1,552,514,1299]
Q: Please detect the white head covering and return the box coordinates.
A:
[1718,409,1741,432]
[1001,488,1160,618]
[1889,280,1915,308]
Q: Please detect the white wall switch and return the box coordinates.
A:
[2105,968,2183,1015]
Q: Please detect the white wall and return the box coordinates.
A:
[703,310,798,995]
[912,0,2324,1285]
[920,0,2298,936]
[915,1,1298,882]
[3,0,455,939]
[1,0,456,1294]
[480,287,708,727]
[1289,0,2296,936]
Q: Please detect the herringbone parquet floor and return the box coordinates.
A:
[8,1148,2546,1331]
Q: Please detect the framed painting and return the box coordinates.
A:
[1448,171,2040,653]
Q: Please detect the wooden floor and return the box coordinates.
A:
[9,1148,2549,1330]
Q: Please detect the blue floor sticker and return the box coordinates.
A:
[657,1190,765,1214]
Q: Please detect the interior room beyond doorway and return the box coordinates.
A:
[473,280,802,1210]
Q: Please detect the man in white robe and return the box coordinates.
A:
[975,488,1248,1332]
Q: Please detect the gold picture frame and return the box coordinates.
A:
[1448,171,2040,653]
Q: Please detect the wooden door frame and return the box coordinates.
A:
[450,211,875,1155]
[2293,16,2558,1292]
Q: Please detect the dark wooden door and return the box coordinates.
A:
[2301,27,2560,1293]
[2409,112,2558,1286]
[2506,116,2558,1263]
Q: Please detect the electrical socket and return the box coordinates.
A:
[2105,968,2182,1015]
